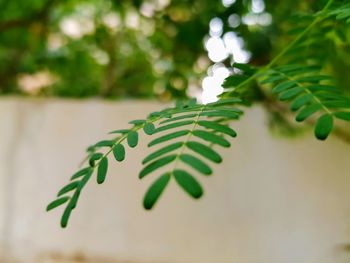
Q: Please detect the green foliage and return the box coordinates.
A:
[258,64,350,140]
[48,98,241,226]
[0,0,255,99]
[48,0,350,228]
[48,166,93,228]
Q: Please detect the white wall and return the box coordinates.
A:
[0,98,350,263]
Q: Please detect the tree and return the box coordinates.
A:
[43,0,350,228]
[0,0,237,98]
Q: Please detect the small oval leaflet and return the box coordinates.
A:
[160,113,197,124]
[154,120,194,133]
[295,104,321,122]
[200,110,240,119]
[197,121,237,137]
[46,196,70,211]
[179,154,212,175]
[315,114,334,140]
[142,142,183,164]
[296,75,333,83]
[93,140,114,148]
[148,130,190,147]
[113,144,125,162]
[139,155,177,179]
[143,173,171,210]
[261,75,285,84]
[109,129,130,134]
[272,81,297,94]
[186,141,222,163]
[61,206,73,228]
[127,131,139,148]
[57,181,79,197]
[70,167,92,180]
[143,123,156,135]
[97,157,108,184]
[334,111,350,121]
[192,130,230,148]
[290,94,313,111]
[173,170,203,199]
[278,87,304,101]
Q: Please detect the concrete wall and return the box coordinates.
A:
[0,97,350,263]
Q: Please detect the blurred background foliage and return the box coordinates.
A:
[0,0,349,101]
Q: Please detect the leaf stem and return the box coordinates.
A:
[170,106,206,174]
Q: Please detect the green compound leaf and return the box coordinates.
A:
[97,157,108,184]
[113,144,125,162]
[192,130,230,147]
[139,155,177,179]
[143,173,171,210]
[314,114,334,140]
[142,142,183,164]
[127,131,139,148]
[262,63,350,141]
[173,170,203,199]
[148,130,190,147]
[46,196,70,212]
[186,141,222,163]
[197,121,237,137]
[47,4,350,229]
[179,154,212,176]
[49,161,95,228]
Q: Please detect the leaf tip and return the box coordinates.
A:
[314,114,334,141]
